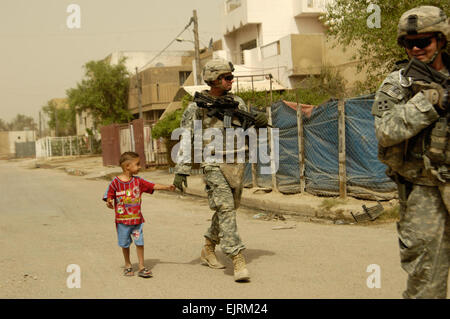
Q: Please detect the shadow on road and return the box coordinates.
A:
[136,248,275,275]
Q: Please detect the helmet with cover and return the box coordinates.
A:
[202,59,235,84]
[397,6,449,48]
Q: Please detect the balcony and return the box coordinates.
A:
[293,0,331,17]
[222,0,262,35]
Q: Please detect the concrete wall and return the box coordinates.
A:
[322,37,366,91]
[295,17,326,34]
[0,131,36,158]
[290,34,324,75]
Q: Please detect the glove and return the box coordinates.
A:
[414,81,448,113]
[423,88,448,115]
[254,112,268,127]
[173,174,188,192]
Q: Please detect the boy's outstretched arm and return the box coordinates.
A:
[153,183,176,191]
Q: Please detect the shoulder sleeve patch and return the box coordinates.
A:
[372,91,397,117]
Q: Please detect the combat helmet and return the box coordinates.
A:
[202,59,235,83]
[397,6,449,46]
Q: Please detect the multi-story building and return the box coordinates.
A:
[217,0,365,91]
[108,51,195,122]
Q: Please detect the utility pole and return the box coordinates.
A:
[192,10,202,86]
[54,107,58,137]
[39,111,42,138]
[135,67,143,119]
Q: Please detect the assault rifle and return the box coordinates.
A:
[193,91,271,129]
[402,57,449,106]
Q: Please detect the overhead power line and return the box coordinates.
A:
[138,18,194,71]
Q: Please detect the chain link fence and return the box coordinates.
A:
[242,95,397,200]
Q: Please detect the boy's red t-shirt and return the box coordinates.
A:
[103,176,155,225]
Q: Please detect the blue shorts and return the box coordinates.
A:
[116,223,144,248]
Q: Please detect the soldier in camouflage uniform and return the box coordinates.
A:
[372,6,449,298]
[173,59,268,282]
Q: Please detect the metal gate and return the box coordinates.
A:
[101,119,168,167]
[15,142,36,158]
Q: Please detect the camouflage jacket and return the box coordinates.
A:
[174,90,248,176]
[372,53,449,185]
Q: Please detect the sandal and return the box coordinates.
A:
[138,268,153,278]
[123,267,134,277]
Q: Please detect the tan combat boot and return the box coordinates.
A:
[231,252,250,282]
[200,238,225,269]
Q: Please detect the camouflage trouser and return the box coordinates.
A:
[203,166,245,257]
[397,184,450,299]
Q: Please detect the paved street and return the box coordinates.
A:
[0,159,421,298]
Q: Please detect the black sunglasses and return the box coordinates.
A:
[401,36,434,49]
[221,75,234,81]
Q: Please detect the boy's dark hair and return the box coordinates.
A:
[119,151,140,167]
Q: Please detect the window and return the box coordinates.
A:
[307,0,314,8]
[179,71,191,86]
[240,39,257,64]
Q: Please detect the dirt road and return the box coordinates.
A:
[0,159,421,298]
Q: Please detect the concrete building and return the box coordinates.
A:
[128,64,193,122]
[75,109,96,137]
[217,0,365,91]
[106,51,195,122]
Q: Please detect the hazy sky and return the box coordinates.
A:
[0,0,222,123]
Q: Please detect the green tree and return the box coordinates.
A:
[66,58,132,126]
[42,100,76,136]
[151,94,192,139]
[8,114,37,131]
[320,0,449,93]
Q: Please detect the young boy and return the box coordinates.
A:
[103,151,175,278]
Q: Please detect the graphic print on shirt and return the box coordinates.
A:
[132,185,140,198]
[104,176,155,225]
